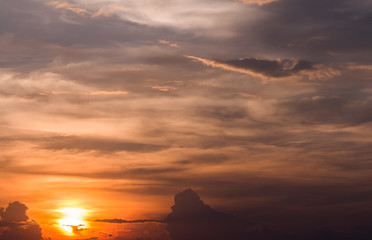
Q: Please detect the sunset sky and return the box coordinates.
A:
[0,0,372,239]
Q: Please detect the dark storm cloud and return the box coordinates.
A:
[43,136,168,153]
[222,58,314,78]
[246,0,372,63]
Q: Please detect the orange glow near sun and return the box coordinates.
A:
[57,208,88,235]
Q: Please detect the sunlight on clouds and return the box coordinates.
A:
[1,0,372,239]
[46,1,115,18]
[239,0,277,6]
[186,55,265,78]
[57,208,88,235]
[74,0,245,38]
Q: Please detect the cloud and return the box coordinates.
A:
[0,222,43,240]
[0,202,43,240]
[0,202,28,222]
[239,0,277,6]
[244,0,372,63]
[0,0,176,52]
[187,56,266,78]
[223,58,314,77]
[0,0,372,239]
[165,188,246,240]
[95,219,164,224]
[43,136,168,153]
[187,56,334,80]
[46,1,115,18]
[74,238,98,240]
[91,188,372,239]
[281,96,372,125]
[175,154,230,166]
[0,158,186,181]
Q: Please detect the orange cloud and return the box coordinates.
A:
[46,1,115,18]
[186,55,340,83]
[158,40,180,48]
[186,55,265,78]
[43,90,128,96]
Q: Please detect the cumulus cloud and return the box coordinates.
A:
[165,188,246,240]
[0,202,43,240]
[0,202,28,222]
[82,188,372,240]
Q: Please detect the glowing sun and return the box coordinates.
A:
[58,208,87,235]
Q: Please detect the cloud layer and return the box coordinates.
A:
[0,0,371,239]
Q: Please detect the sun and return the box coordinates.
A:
[57,208,88,235]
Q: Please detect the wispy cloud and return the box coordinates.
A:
[239,0,277,6]
[46,1,115,18]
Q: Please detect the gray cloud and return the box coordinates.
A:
[244,0,372,63]
[281,96,372,125]
[0,0,174,47]
[222,58,314,77]
[43,135,169,153]
[0,0,372,238]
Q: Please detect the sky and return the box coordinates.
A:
[0,0,372,239]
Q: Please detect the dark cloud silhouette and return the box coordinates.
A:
[0,201,28,222]
[0,222,43,240]
[92,188,372,239]
[0,202,43,240]
[222,58,314,77]
[165,188,246,240]
[74,238,98,240]
[96,219,165,224]
[163,189,372,240]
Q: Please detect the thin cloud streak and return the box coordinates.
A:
[95,219,165,224]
